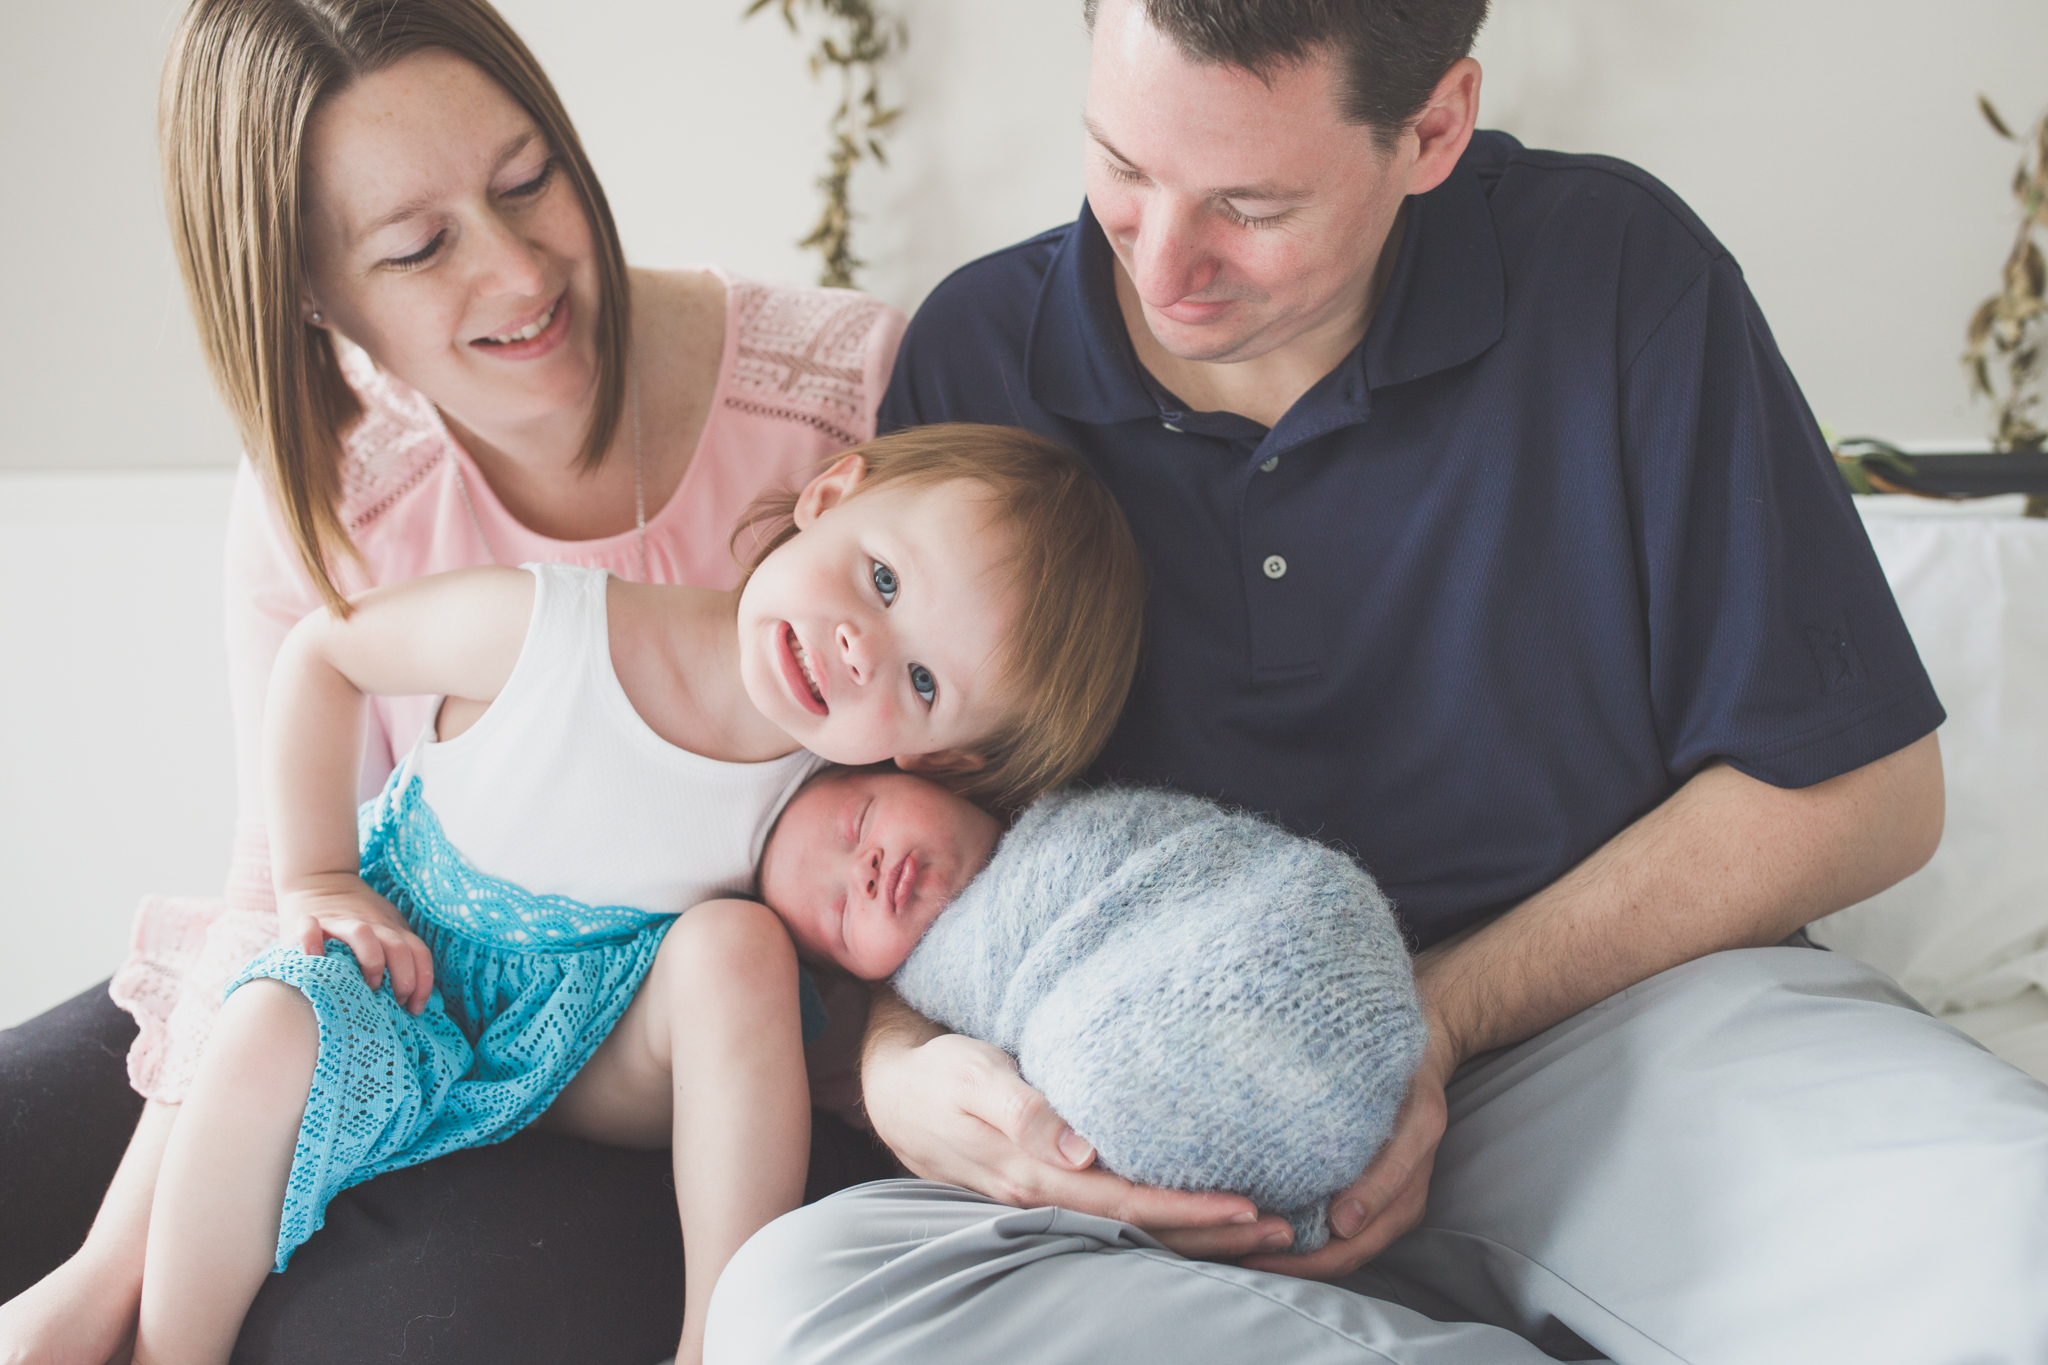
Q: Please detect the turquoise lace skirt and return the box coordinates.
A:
[230,772,825,1271]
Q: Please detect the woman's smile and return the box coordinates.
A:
[467,289,571,360]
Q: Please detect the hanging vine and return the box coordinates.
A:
[745,0,905,289]
[1963,96,2048,455]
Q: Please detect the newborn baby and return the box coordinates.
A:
[758,768,1426,1252]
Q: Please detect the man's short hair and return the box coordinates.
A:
[1084,0,1490,150]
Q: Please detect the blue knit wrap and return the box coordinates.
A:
[892,786,1427,1252]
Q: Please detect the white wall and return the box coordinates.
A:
[8,0,2046,476]
[1473,0,2048,445]
[4,1,2048,1025]
[0,471,236,1027]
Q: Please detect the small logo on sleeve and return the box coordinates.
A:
[1805,616,1864,694]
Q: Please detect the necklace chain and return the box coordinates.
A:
[450,364,650,583]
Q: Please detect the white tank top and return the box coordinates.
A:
[398,562,824,913]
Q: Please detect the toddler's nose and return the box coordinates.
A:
[835,622,872,684]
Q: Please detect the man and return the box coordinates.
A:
[707,2,2048,1361]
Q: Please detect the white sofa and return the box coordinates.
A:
[1812,495,2048,1082]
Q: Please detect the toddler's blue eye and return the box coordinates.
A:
[871,559,899,605]
[909,663,936,705]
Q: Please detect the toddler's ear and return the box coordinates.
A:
[792,452,868,529]
[896,749,986,778]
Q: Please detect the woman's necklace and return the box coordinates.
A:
[450,366,651,582]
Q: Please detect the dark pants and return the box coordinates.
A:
[0,982,898,1364]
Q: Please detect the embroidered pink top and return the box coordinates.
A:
[111,271,904,1105]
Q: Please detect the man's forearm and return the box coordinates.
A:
[1417,734,1944,1068]
[861,986,947,1076]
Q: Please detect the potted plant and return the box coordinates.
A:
[1837,97,2048,513]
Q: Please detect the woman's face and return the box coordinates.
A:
[300,48,600,436]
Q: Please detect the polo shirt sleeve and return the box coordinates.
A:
[876,261,986,433]
[876,333,928,433]
[1624,254,1944,788]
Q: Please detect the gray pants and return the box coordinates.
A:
[707,948,2048,1364]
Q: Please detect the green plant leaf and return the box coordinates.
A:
[1982,94,2016,140]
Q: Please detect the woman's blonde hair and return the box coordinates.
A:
[161,0,631,612]
[735,423,1148,812]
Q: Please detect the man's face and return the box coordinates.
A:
[1082,0,1413,366]
[759,767,1003,981]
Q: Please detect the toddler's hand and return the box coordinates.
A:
[279,874,436,1014]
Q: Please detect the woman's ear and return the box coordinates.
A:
[792,452,869,530]
[895,748,987,779]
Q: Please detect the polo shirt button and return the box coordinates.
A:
[1262,554,1287,579]
[1162,421,1184,433]
[1259,456,1280,472]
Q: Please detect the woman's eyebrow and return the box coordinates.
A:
[490,129,539,173]
[360,196,434,237]
[355,131,541,239]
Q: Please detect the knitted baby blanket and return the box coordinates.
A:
[893,785,1426,1252]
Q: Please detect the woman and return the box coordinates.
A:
[0,0,901,1359]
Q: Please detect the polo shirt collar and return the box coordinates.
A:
[1024,144,1506,429]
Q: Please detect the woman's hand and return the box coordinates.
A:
[862,1010,1293,1261]
[1238,1006,1460,1281]
[278,873,435,1013]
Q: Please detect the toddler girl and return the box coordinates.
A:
[131,424,1145,1365]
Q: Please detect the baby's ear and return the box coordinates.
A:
[896,749,986,778]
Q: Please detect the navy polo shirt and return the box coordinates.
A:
[880,130,1942,948]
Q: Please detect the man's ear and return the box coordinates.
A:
[895,748,987,778]
[1402,56,1482,198]
[792,452,869,530]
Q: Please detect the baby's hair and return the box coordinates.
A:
[734,423,1146,810]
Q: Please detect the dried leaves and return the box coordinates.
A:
[746,0,905,289]
[1963,96,2048,454]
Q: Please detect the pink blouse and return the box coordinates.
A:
[111,271,905,1105]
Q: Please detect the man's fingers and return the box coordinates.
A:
[972,1066,1096,1171]
[1328,1071,1448,1239]
[1153,1215,1294,1262]
[991,1160,1258,1232]
[1240,1178,1427,1280]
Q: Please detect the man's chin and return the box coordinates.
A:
[1145,311,1277,366]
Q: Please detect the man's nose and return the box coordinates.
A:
[1129,196,1221,306]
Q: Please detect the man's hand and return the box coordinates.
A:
[279,873,435,1013]
[863,1023,1295,1260]
[1238,1024,1456,1280]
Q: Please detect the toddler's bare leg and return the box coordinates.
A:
[544,900,810,1365]
[131,980,317,1365]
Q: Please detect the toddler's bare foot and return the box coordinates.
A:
[0,1254,140,1365]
